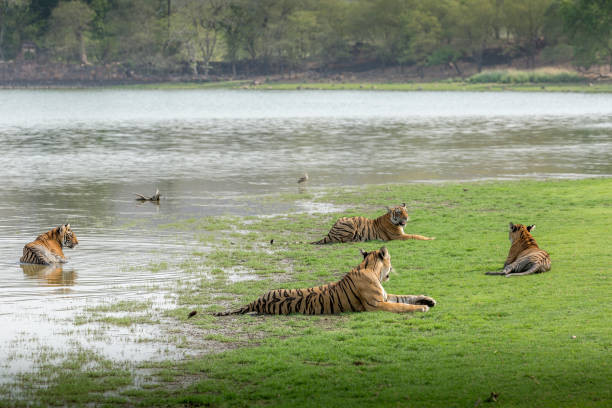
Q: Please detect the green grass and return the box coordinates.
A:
[100,78,612,93]
[106,80,252,90]
[2,178,610,407]
[256,81,612,93]
[468,68,587,84]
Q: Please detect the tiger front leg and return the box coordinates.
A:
[387,294,436,307]
[398,234,435,241]
[373,301,429,313]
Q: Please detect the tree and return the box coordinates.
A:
[48,0,95,64]
[351,0,408,65]
[172,0,226,77]
[313,0,352,65]
[561,0,612,70]
[220,0,254,77]
[398,7,442,77]
[0,0,27,60]
[450,0,497,72]
[503,0,554,68]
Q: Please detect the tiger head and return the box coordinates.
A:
[57,224,78,248]
[508,222,535,243]
[386,203,409,227]
[359,246,392,282]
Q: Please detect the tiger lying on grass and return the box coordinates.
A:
[215,246,436,315]
[311,203,434,244]
[20,224,78,265]
[486,222,551,277]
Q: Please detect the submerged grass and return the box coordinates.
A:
[1,178,610,407]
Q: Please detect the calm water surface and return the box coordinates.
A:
[1,89,611,380]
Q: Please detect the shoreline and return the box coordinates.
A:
[2,80,612,93]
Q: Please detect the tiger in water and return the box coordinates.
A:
[215,246,436,316]
[20,224,79,265]
[486,222,551,277]
[311,203,434,244]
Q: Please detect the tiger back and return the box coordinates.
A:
[486,222,551,277]
[215,247,435,316]
[311,203,434,244]
[20,224,79,265]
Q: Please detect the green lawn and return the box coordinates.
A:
[2,179,610,407]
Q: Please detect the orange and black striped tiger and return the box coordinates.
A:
[311,203,434,244]
[20,224,78,265]
[215,246,435,316]
[486,222,551,277]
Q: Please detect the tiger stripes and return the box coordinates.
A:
[311,203,434,244]
[215,247,435,316]
[20,224,79,265]
[486,222,551,277]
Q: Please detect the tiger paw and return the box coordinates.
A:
[415,296,436,307]
[417,305,429,312]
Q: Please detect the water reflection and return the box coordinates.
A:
[20,264,77,286]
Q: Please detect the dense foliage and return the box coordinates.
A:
[0,0,610,76]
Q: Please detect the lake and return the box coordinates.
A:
[0,89,611,382]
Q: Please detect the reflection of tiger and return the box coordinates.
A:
[215,247,435,316]
[311,203,434,244]
[486,223,551,277]
[20,264,76,285]
[20,224,79,265]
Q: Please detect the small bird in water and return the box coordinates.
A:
[187,310,197,319]
[297,173,309,184]
[270,239,274,245]
[134,188,161,202]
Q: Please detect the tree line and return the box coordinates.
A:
[0,0,610,77]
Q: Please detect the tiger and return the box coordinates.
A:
[311,203,434,244]
[20,224,79,265]
[486,222,551,277]
[214,246,436,316]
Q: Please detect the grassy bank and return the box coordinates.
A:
[115,80,612,93]
[1,179,611,407]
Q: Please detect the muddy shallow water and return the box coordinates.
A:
[0,89,611,381]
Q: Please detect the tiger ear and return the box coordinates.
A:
[527,224,535,232]
[386,206,392,213]
[360,249,368,258]
[509,222,514,231]
[66,224,70,229]
[401,203,406,208]
[378,246,388,259]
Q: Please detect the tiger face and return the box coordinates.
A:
[387,203,409,227]
[360,246,392,282]
[59,224,78,248]
[508,222,534,243]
